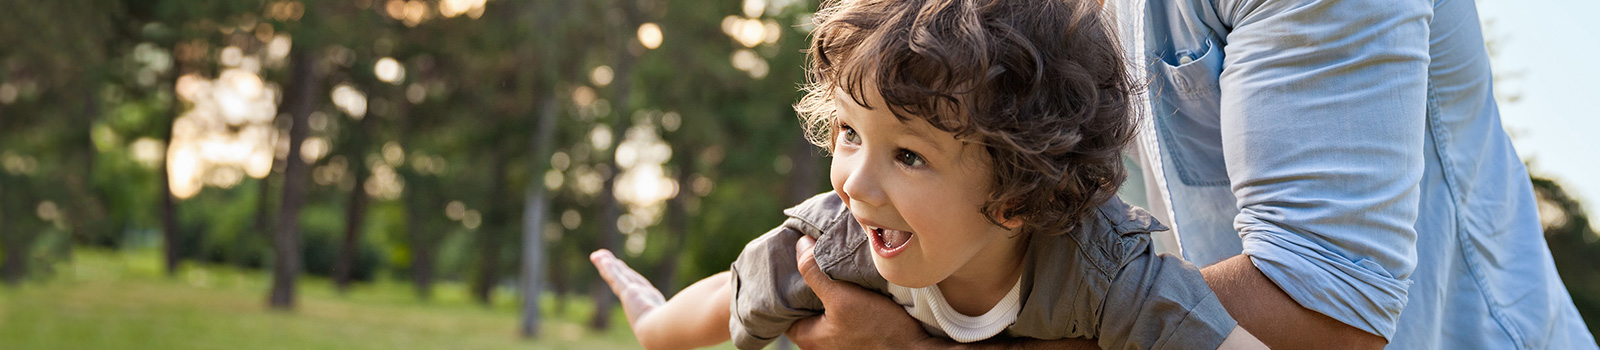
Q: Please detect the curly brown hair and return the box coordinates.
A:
[795,0,1140,236]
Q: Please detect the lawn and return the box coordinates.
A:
[0,249,739,350]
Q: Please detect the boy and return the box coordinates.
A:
[591,0,1266,348]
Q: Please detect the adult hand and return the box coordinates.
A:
[783,236,1099,350]
[784,236,934,349]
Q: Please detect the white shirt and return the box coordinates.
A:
[884,280,1023,343]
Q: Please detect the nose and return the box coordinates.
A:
[839,154,889,208]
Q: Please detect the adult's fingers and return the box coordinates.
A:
[793,235,842,305]
[794,235,815,264]
[785,312,826,348]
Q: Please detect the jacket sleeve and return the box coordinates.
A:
[1098,244,1237,350]
[727,221,822,350]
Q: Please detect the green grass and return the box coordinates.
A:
[0,248,737,350]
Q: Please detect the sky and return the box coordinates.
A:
[1476,0,1600,222]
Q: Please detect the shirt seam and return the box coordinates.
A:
[1149,308,1195,350]
[1426,79,1529,348]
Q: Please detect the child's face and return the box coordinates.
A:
[828,88,1027,289]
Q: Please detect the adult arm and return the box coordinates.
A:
[784,236,1100,350]
[1204,256,1382,349]
[1207,0,1432,347]
[785,236,1270,349]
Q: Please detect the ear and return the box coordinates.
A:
[998,215,1024,230]
[990,208,1025,230]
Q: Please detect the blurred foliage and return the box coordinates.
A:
[1532,175,1600,336]
[0,0,829,331]
[0,0,1593,344]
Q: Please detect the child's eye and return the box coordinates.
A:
[896,149,926,167]
[839,125,861,145]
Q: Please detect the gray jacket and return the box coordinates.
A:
[728,193,1236,349]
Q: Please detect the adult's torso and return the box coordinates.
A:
[1119,0,1595,348]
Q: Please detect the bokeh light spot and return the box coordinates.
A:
[591,65,614,87]
[637,23,663,50]
[375,57,405,84]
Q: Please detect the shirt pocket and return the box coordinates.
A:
[1150,38,1230,187]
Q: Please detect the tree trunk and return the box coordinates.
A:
[0,173,25,286]
[158,42,188,276]
[471,150,510,305]
[650,146,694,295]
[406,190,437,301]
[550,256,568,315]
[520,95,559,338]
[519,0,574,323]
[268,48,319,310]
[64,81,108,254]
[254,166,275,239]
[160,121,181,276]
[333,161,369,292]
[334,116,375,293]
[390,93,434,301]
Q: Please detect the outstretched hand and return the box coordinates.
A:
[590,249,666,328]
[592,249,736,350]
[785,236,934,349]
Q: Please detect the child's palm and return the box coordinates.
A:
[591,250,667,327]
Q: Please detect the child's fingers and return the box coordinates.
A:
[591,249,631,285]
[592,249,653,289]
[590,249,615,267]
[620,264,648,285]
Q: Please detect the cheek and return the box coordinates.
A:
[906,187,995,247]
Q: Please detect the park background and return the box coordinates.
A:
[0,0,1595,348]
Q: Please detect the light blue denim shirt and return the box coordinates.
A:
[1112,0,1597,348]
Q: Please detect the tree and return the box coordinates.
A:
[332,96,377,292]
[1531,175,1600,336]
[520,96,559,337]
[268,47,320,310]
[0,0,119,283]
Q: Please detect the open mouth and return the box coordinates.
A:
[865,225,914,258]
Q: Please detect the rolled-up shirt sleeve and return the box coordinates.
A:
[727,224,821,350]
[1212,0,1431,339]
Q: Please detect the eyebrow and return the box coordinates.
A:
[835,91,952,154]
[895,121,950,154]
